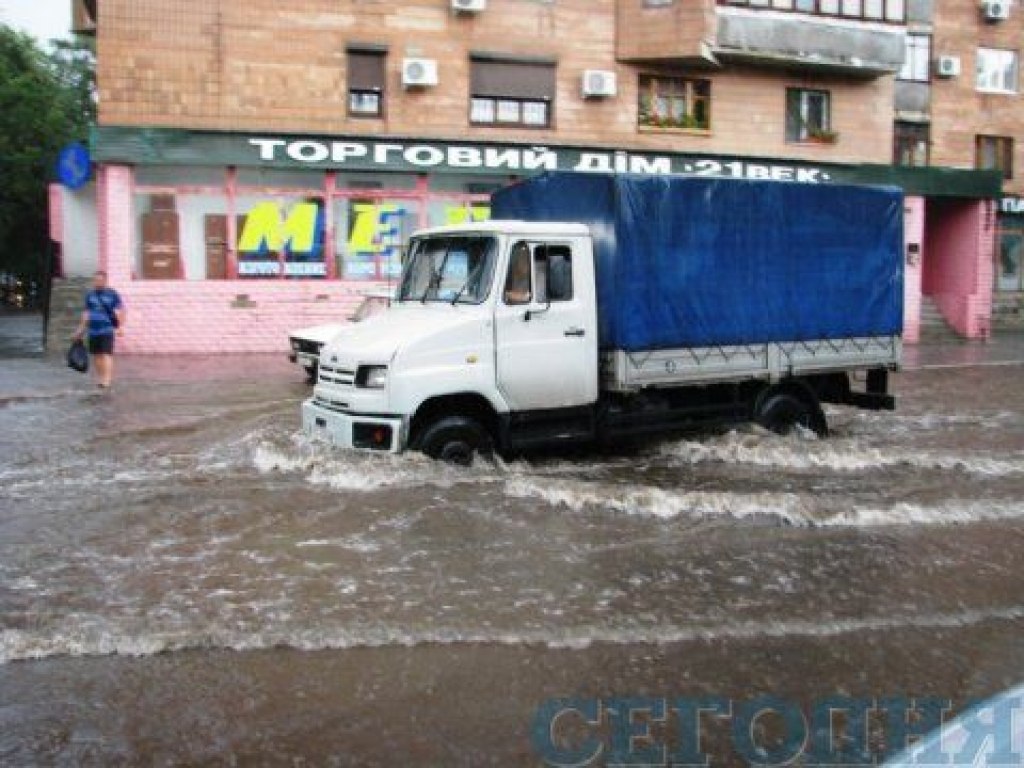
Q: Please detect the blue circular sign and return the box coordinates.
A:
[56,142,92,190]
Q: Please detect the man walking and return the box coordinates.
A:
[73,271,125,389]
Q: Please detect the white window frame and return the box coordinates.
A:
[976,48,1019,94]
[898,35,931,82]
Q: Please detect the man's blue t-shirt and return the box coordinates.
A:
[85,289,123,337]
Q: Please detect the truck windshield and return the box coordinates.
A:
[398,236,497,304]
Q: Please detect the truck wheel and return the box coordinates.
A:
[304,364,318,385]
[755,391,828,437]
[414,416,493,466]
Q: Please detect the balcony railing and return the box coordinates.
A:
[718,0,906,25]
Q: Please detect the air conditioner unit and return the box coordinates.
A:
[582,70,617,98]
[402,58,438,88]
[452,0,487,12]
[936,55,961,78]
[981,0,1011,20]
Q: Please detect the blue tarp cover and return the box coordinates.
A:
[491,172,904,351]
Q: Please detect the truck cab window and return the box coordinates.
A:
[399,236,496,304]
[504,242,532,305]
[538,245,572,302]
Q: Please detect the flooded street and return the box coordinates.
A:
[2,348,1024,765]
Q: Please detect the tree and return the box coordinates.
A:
[0,25,95,288]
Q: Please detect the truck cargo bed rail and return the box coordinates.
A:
[603,335,901,392]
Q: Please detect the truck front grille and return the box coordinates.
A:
[318,364,356,387]
[314,394,350,412]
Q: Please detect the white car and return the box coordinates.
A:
[288,292,391,383]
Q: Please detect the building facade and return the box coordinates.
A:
[53,0,1001,353]
[907,0,1024,325]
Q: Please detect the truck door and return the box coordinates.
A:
[494,239,598,411]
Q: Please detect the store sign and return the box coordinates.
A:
[93,126,1006,199]
[1001,197,1024,214]
[246,137,835,184]
[237,201,326,277]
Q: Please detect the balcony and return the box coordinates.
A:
[713,1,906,77]
[616,0,905,76]
[616,0,719,65]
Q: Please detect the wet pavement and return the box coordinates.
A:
[1,337,1024,765]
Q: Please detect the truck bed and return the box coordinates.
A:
[602,334,901,392]
[492,173,905,353]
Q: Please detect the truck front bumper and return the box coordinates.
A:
[302,398,404,453]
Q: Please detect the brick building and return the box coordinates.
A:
[52,0,1002,353]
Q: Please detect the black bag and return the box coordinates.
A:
[67,339,89,373]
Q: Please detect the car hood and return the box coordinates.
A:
[289,323,346,345]
[320,303,486,365]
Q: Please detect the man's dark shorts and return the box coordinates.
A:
[88,334,115,355]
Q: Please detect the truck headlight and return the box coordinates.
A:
[356,365,388,389]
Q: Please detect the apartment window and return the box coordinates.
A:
[347,49,386,118]
[785,89,832,142]
[898,35,931,82]
[976,135,1014,180]
[638,75,711,130]
[976,48,1018,94]
[718,0,904,22]
[470,57,555,128]
[894,121,929,166]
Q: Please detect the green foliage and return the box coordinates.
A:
[0,25,95,282]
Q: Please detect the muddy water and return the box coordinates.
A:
[2,355,1023,764]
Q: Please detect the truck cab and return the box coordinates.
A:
[302,221,601,461]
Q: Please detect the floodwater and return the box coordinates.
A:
[2,351,1024,765]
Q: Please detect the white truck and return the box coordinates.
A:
[302,173,903,462]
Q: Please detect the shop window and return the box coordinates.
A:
[785,88,832,143]
[235,197,327,279]
[638,75,710,130]
[976,48,1018,94]
[894,121,929,167]
[997,225,1024,292]
[347,48,386,118]
[336,197,418,281]
[898,35,931,82]
[469,57,555,128]
[976,135,1014,180]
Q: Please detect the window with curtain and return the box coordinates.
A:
[785,88,832,142]
[976,48,1018,94]
[894,122,929,166]
[469,57,556,128]
[976,135,1014,180]
[347,49,386,118]
[638,75,711,130]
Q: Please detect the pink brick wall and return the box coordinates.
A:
[48,184,63,243]
[902,196,925,344]
[923,198,995,340]
[99,164,382,355]
[117,281,383,354]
